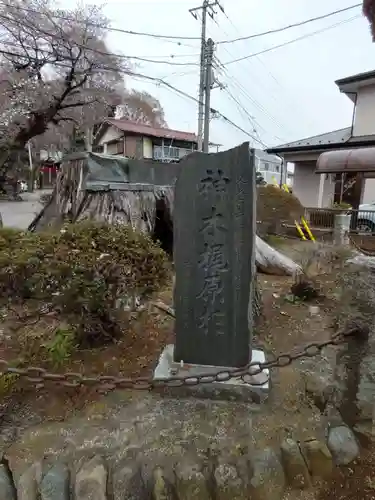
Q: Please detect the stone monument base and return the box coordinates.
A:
[153,344,269,403]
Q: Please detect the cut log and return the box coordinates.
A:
[256,235,302,276]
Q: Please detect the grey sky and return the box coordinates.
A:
[67,0,374,150]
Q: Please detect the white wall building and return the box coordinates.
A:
[255,149,283,185]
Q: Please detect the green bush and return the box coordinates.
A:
[257,185,304,236]
[0,221,170,347]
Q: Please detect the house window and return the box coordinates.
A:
[263,162,269,171]
[275,165,280,173]
[163,146,179,159]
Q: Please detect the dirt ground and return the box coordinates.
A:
[0,238,373,498]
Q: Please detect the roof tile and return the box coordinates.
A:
[106,119,198,143]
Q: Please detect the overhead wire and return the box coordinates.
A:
[0,46,260,144]
[0,25,200,67]
[205,20,276,144]
[0,1,362,45]
[216,58,290,143]
[207,15,294,142]
[211,10,360,143]
[217,7,321,137]
[0,10,281,143]
[217,3,362,44]
[221,86,268,148]
[0,2,363,146]
[0,1,201,41]
[222,14,361,65]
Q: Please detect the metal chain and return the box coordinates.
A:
[0,329,355,392]
[348,233,375,256]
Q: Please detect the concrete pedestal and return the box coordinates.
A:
[334,213,351,246]
[154,344,269,403]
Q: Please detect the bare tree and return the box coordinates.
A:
[115,90,168,128]
[0,0,126,175]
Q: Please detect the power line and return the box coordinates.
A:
[0,1,362,45]
[0,46,260,144]
[0,28,199,68]
[217,3,361,44]
[221,87,268,148]
[209,17,295,140]
[218,65,289,143]
[215,12,319,137]
[1,9,354,144]
[0,2,201,41]
[222,14,360,65]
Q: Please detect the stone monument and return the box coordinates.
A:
[154,143,269,400]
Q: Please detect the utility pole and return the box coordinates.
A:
[189,0,224,151]
[203,38,214,153]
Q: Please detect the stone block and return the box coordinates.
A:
[16,462,42,500]
[173,144,256,368]
[302,439,333,480]
[174,458,211,500]
[280,439,311,489]
[327,425,360,465]
[0,464,16,500]
[75,456,107,500]
[214,461,248,500]
[249,448,285,500]
[154,344,269,403]
[151,466,175,500]
[40,463,70,500]
[112,462,145,500]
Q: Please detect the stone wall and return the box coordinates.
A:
[0,392,361,500]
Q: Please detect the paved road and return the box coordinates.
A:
[0,190,51,229]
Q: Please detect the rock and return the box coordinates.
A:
[280,439,311,489]
[175,458,211,500]
[323,404,344,430]
[16,462,42,500]
[39,463,69,500]
[327,426,360,465]
[357,354,375,423]
[112,462,145,500]
[75,456,107,500]
[214,461,247,500]
[0,464,16,500]
[249,448,285,500]
[353,422,375,448]
[303,371,334,412]
[302,439,333,480]
[152,466,175,500]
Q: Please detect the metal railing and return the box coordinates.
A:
[304,207,375,234]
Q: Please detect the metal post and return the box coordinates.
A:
[203,38,214,153]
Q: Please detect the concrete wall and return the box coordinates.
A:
[353,83,375,136]
[293,162,334,208]
[293,162,319,207]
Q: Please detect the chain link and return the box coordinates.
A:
[348,233,375,256]
[0,328,355,392]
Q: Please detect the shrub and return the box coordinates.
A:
[257,185,304,236]
[0,221,171,347]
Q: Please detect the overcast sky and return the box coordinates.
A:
[67,0,375,151]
